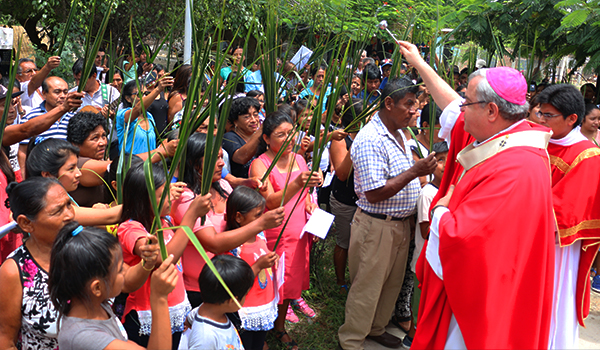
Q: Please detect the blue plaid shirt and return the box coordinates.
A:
[350,112,420,217]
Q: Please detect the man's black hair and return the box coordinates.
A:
[72,58,97,81]
[363,63,381,82]
[381,77,418,104]
[536,84,585,127]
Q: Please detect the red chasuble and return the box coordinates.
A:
[413,120,555,349]
[548,140,600,326]
[430,115,472,208]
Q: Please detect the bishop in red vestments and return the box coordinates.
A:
[400,41,555,349]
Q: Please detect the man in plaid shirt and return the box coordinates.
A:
[338,77,437,350]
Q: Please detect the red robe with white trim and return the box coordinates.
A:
[413,119,555,349]
[548,140,600,326]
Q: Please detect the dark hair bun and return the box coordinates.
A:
[5,182,18,197]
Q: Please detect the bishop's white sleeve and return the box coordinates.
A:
[426,206,450,280]
[438,98,465,147]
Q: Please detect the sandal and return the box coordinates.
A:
[274,329,298,350]
[390,315,411,334]
[339,284,349,293]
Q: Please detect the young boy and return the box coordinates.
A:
[187,255,254,350]
[356,63,381,104]
[411,141,448,273]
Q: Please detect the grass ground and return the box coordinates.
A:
[265,229,347,350]
[262,217,422,350]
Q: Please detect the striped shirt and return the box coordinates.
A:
[350,112,420,217]
[19,101,74,144]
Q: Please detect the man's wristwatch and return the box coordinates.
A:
[430,204,446,220]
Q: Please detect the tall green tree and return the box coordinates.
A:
[553,0,600,75]
[0,0,183,55]
[442,0,574,82]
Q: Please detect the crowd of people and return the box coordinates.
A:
[0,36,598,350]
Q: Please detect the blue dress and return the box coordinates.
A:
[116,107,157,154]
[298,85,332,113]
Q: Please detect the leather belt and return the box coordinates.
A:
[361,209,408,221]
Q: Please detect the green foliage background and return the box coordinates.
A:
[1,0,599,83]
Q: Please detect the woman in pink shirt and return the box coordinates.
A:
[170,132,284,307]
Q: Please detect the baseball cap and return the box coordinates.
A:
[0,84,24,100]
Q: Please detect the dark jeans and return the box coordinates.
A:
[240,330,268,350]
[123,310,182,350]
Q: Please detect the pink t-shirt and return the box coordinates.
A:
[117,220,187,319]
[236,235,275,308]
[169,179,232,291]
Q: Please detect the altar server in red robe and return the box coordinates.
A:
[399,41,555,349]
[535,84,600,349]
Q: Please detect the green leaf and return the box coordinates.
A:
[55,0,78,56]
[489,2,503,11]
[555,0,585,9]
[78,2,113,93]
[470,16,484,33]
[560,9,591,29]
[143,159,168,261]
[405,127,423,159]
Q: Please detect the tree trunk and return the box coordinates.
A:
[21,16,48,52]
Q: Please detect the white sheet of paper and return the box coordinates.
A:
[323,171,335,187]
[274,252,285,303]
[291,45,313,70]
[300,208,335,240]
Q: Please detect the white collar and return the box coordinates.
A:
[473,120,526,148]
[548,127,587,146]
